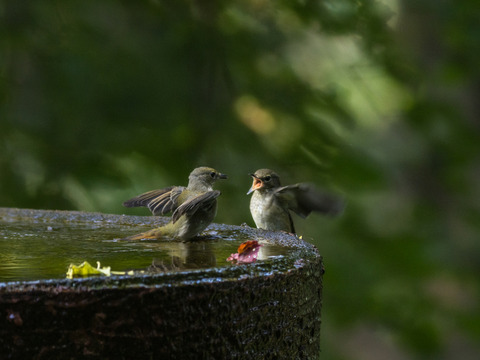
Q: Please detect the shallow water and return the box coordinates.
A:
[0,221,291,282]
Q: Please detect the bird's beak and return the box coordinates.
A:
[247,174,263,195]
[217,173,228,180]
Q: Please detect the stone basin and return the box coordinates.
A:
[0,207,323,359]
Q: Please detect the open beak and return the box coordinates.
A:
[247,174,263,195]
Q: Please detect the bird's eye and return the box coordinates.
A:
[210,171,216,178]
[264,176,271,182]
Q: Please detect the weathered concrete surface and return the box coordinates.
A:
[0,208,323,359]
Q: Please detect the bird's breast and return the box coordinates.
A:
[175,199,217,240]
[250,192,292,232]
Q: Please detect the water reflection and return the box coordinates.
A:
[0,221,290,282]
[147,241,217,273]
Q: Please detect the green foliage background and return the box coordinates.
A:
[1,0,479,358]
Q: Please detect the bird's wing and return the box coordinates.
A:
[122,186,185,215]
[274,183,344,218]
[148,187,185,215]
[172,190,220,224]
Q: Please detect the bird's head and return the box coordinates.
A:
[247,169,281,195]
[188,167,228,190]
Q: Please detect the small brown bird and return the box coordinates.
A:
[121,167,227,240]
[247,169,344,233]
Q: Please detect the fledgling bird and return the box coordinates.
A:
[121,167,227,241]
[247,169,344,233]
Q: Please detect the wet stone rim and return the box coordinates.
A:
[0,207,322,290]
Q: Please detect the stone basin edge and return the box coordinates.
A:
[0,207,322,291]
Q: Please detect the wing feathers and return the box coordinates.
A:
[122,186,184,215]
[172,190,220,223]
[275,183,344,218]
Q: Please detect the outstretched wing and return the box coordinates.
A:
[274,183,344,219]
[172,190,220,224]
[123,186,185,215]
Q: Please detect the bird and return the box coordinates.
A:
[121,167,227,241]
[247,169,344,233]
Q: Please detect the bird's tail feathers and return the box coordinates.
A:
[120,228,165,241]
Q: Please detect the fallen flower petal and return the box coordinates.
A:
[227,240,263,264]
[66,261,117,279]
